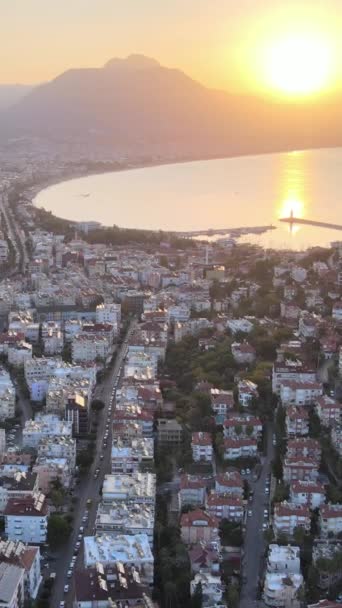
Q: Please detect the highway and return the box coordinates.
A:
[49,320,135,608]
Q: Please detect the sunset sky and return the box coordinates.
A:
[1,0,342,97]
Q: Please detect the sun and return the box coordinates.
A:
[263,33,333,96]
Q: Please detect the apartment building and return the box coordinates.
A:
[285,406,309,437]
[83,534,154,585]
[273,502,311,537]
[5,494,48,544]
[289,480,326,509]
[191,432,213,462]
[319,504,342,538]
[206,493,244,522]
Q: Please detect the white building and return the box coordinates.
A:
[0,368,15,420]
[4,494,48,544]
[280,380,323,407]
[101,472,156,506]
[111,438,154,474]
[319,504,342,538]
[22,414,72,449]
[95,502,155,545]
[83,534,154,585]
[263,572,303,608]
[0,562,25,608]
[266,544,301,575]
[72,334,109,364]
[289,480,326,509]
[0,539,41,599]
[191,432,213,462]
[96,303,121,330]
[190,571,224,607]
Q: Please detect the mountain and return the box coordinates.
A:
[1,54,341,157]
[0,84,33,110]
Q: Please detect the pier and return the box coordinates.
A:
[280,216,342,231]
[175,225,275,238]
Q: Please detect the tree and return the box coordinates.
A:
[47,515,71,548]
[293,526,306,546]
[227,583,240,608]
[191,582,203,608]
[91,399,105,412]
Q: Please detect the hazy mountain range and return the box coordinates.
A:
[0,84,33,110]
[1,54,341,158]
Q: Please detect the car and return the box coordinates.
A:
[64,584,69,593]
[86,499,92,506]
[60,602,65,608]
[265,488,270,495]
[262,522,268,530]
[77,534,82,541]
[264,509,268,515]
[82,516,87,523]
[75,541,81,549]
[100,454,104,460]
[246,468,250,475]
[79,526,84,533]
[248,509,253,517]
[241,469,246,476]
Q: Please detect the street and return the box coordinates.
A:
[239,423,274,608]
[49,321,135,608]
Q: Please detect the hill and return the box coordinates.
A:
[1,55,341,157]
[0,84,33,110]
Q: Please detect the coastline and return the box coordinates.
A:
[27,145,342,249]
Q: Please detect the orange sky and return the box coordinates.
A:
[1,0,341,97]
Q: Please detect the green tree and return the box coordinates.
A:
[47,515,71,548]
[191,582,203,608]
[91,399,105,411]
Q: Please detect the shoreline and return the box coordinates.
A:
[27,145,342,248]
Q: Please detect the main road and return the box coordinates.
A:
[50,320,136,608]
[239,423,274,608]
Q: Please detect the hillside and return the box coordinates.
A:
[1,55,341,157]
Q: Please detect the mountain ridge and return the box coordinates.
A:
[1,55,341,158]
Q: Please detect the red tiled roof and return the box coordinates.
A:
[180,509,218,528]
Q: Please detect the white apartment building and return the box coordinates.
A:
[0,562,25,608]
[95,502,155,545]
[273,502,311,537]
[0,539,41,599]
[72,334,109,364]
[7,341,32,368]
[22,414,72,449]
[266,544,301,575]
[5,494,48,544]
[37,436,76,469]
[96,303,121,329]
[319,504,342,537]
[191,432,213,462]
[111,438,154,474]
[223,438,258,460]
[0,473,39,513]
[124,351,157,380]
[289,480,326,509]
[263,572,303,608]
[272,362,316,395]
[0,369,15,420]
[83,534,154,585]
[101,472,156,506]
[280,380,323,406]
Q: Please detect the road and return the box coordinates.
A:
[50,321,135,608]
[240,424,274,608]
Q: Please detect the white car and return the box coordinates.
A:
[64,585,69,593]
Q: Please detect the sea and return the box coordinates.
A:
[34,147,342,250]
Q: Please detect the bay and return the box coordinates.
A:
[34,148,342,250]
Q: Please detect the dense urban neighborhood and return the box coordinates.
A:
[0,147,341,608]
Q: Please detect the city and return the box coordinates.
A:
[0,153,340,608]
